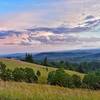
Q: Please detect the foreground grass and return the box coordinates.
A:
[0,81,99,100]
[0,58,84,84]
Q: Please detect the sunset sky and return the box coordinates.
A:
[0,0,100,54]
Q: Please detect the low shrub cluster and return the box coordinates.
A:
[48,68,100,90]
[48,68,81,88]
[83,71,100,90]
[0,62,38,83]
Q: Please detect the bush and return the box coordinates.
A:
[0,69,12,81]
[83,73,100,90]
[13,68,25,82]
[13,68,38,83]
[36,70,41,77]
[72,74,82,88]
[48,68,73,88]
[24,68,38,83]
[0,62,38,83]
[48,71,56,85]
[0,62,6,74]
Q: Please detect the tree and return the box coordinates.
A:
[72,74,82,88]
[0,69,12,81]
[36,70,41,77]
[12,67,38,83]
[13,68,25,82]
[0,62,6,74]
[24,68,38,83]
[83,73,100,89]
[47,68,73,88]
[59,61,65,68]
[25,53,34,63]
[48,71,55,85]
[43,57,48,71]
[78,64,85,73]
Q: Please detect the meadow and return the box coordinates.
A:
[0,58,84,84]
[0,58,99,100]
[0,81,100,100]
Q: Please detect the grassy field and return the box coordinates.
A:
[0,58,99,100]
[0,81,100,100]
[0,58,84,84]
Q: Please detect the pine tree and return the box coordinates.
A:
[25,53,34,63]
[43,57,48,71]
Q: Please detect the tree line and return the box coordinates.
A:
[48,68,100,90]
[22,53,100,74]
[45,60,100,74]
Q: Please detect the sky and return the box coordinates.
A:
[0,0,100,54]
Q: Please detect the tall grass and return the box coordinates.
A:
[0,59,99,100]
[0,81,99,100]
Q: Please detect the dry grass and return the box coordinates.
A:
[0,59,99,100]
[0,81,99,100]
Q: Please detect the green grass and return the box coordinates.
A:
[0,81,99,100]
[0,58,84,84]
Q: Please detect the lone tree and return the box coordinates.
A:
[0,62,6,73]
[43,57,48,66]
[72,74,82,88]
[25,53,34,63]
[43,57,48,71]
[36,70,41,77]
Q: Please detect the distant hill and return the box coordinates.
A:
[33,49,100,62]
[1,49,100,62]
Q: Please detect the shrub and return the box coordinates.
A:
[24,68,38,83]
[13,68,25,82]
[0,62,38,83]
[36,70,41,77]
[48,68,73,88]
[72,74,82,88]
[83,73,100,90]
[12,67,38,83]
[0,62,6,74]
[0,69,12,81]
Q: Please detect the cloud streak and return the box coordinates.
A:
[0,0,100,53]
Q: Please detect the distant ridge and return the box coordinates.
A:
[1,48,100,62]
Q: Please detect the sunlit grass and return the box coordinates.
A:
[0,58,84,84]
[0,81,99,100]
[0,59,99,100]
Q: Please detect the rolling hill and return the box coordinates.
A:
[33,49,100,62]
[0,59,99,100]
[0,58,84,84]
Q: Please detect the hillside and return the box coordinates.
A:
[0,58,84,84]
[0,81,100,100]
[0,59,100,100]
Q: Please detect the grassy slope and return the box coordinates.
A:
[0,58,84,84]
[0,59,99,100]
[0,81,100,100]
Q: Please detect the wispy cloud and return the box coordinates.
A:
[0,0,100,53]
